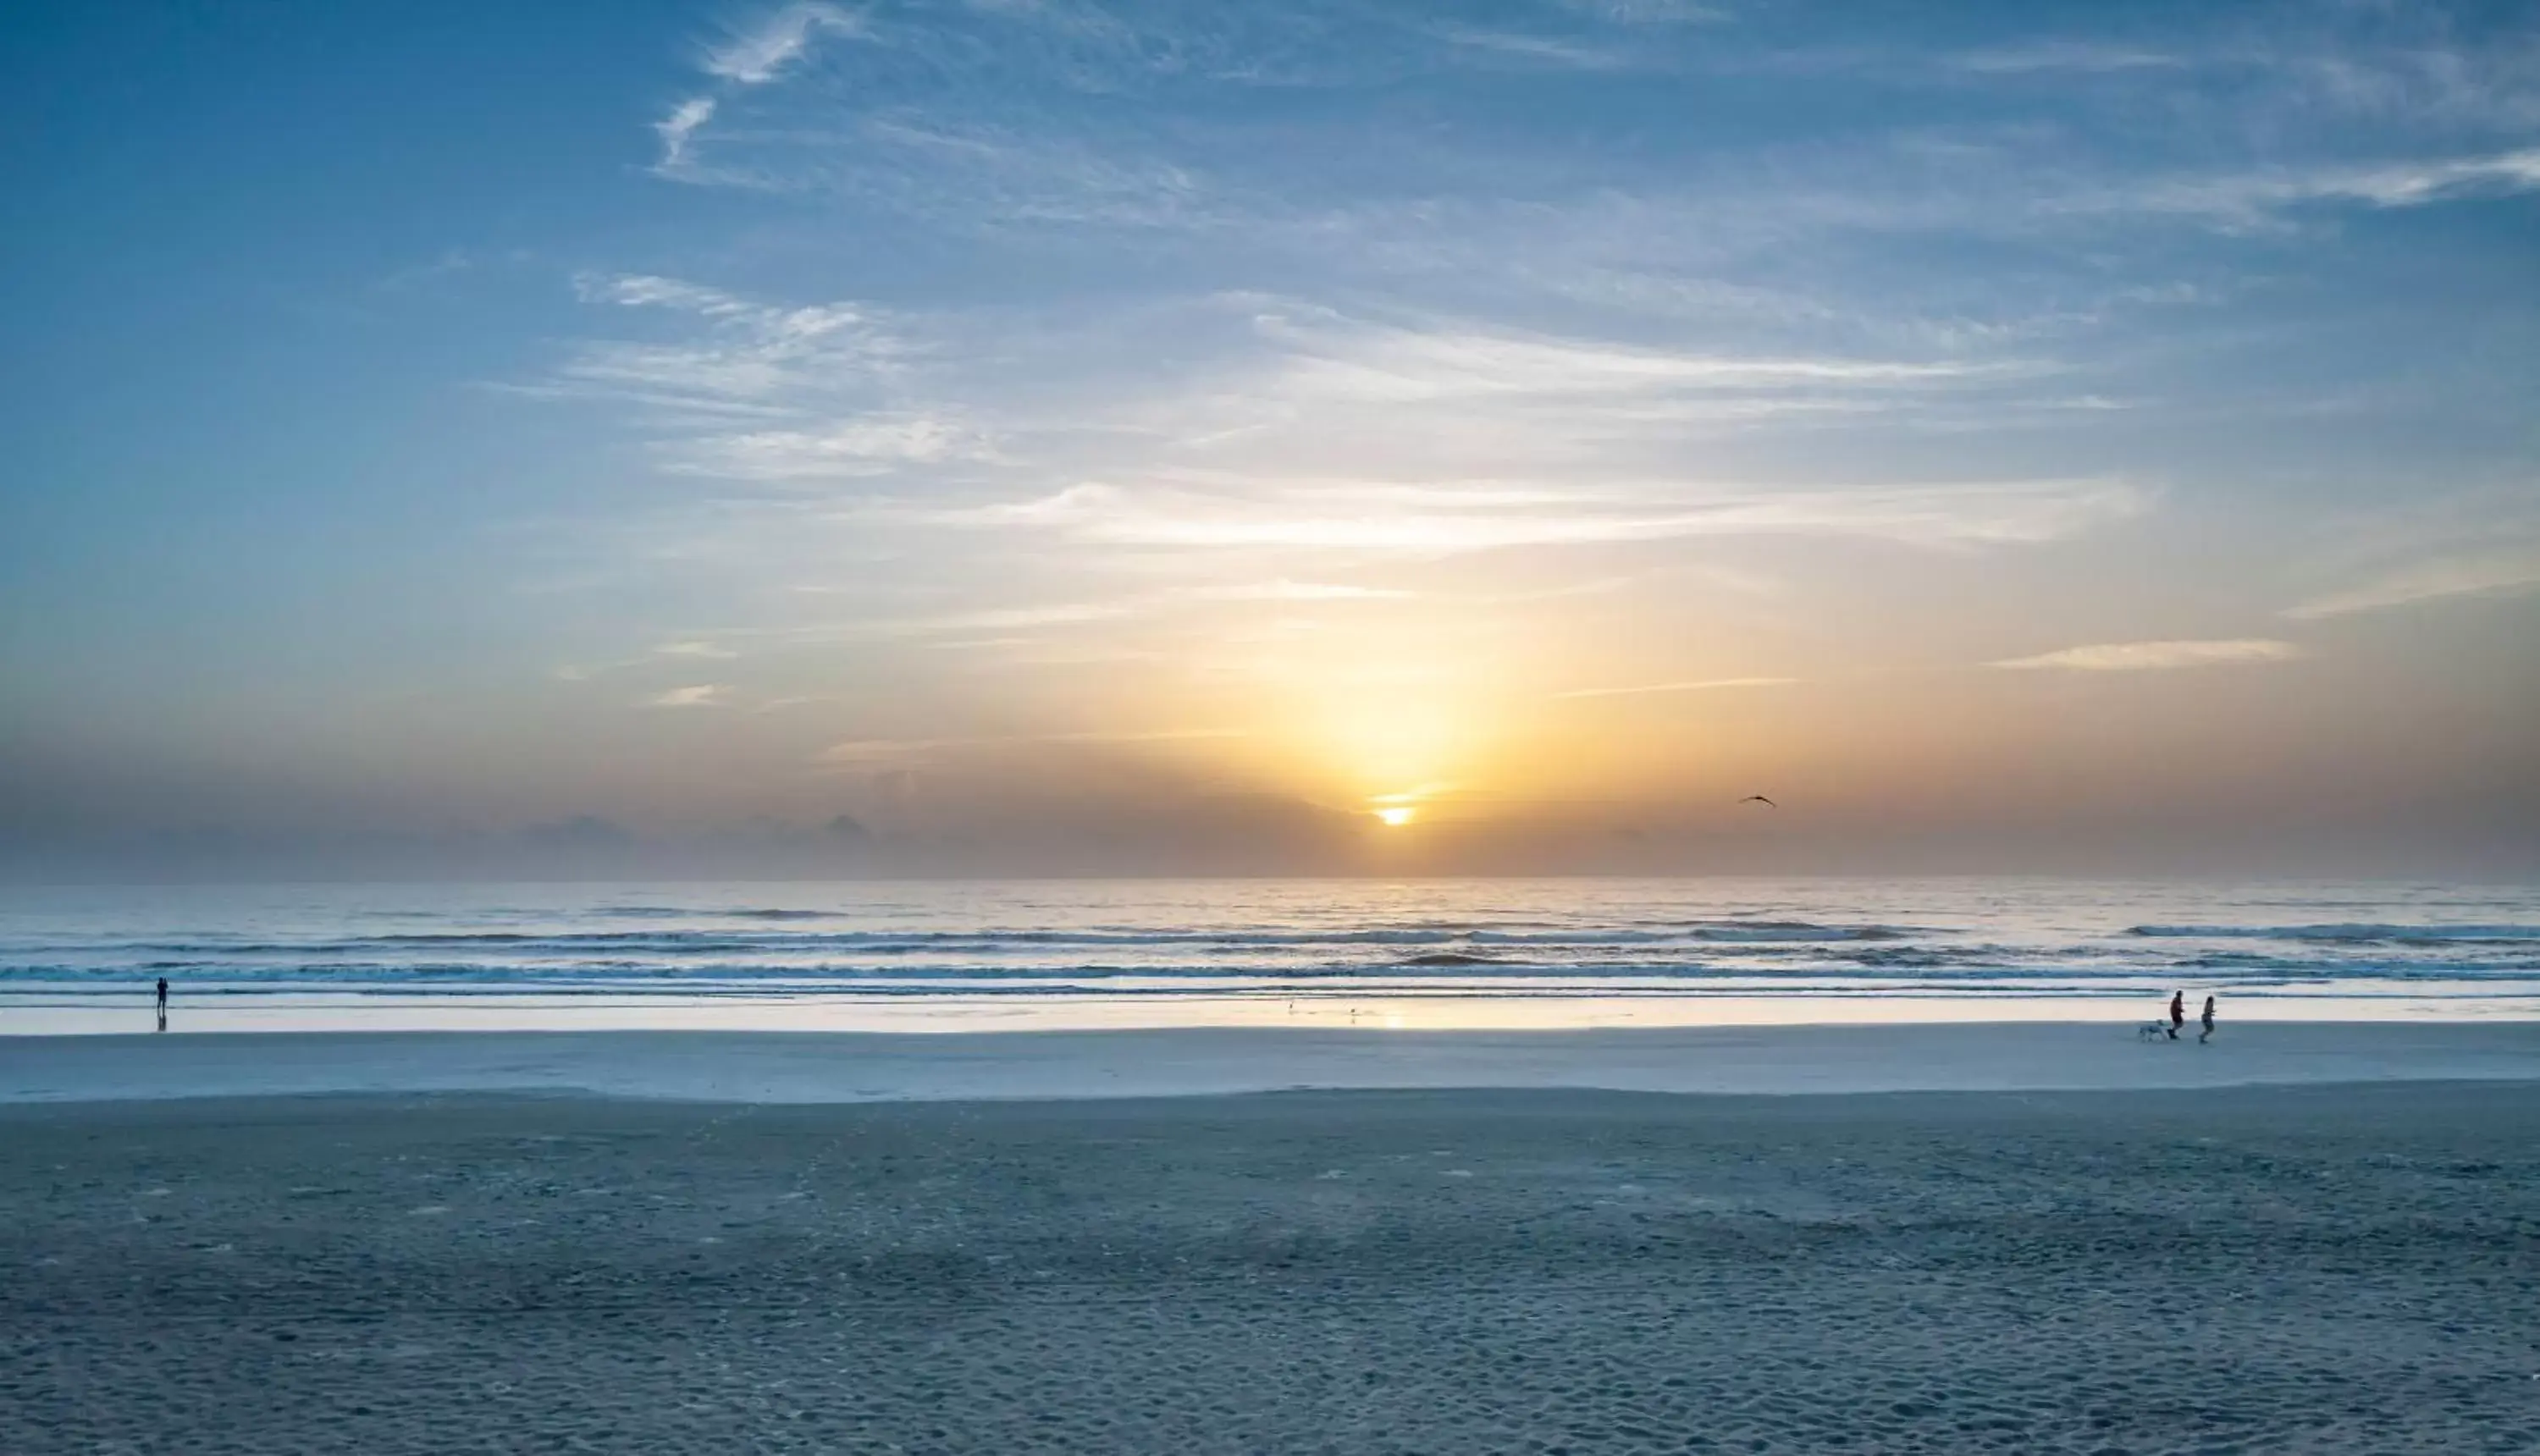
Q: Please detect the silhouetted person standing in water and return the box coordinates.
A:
[155,977,168,1033]
[2167,990,2184,1040]
[2200,995,2217,1044]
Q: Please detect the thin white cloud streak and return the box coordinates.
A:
[2077,147,2540,226]
[941,477,2145,554]
[817,727,1247,764]
[669,414,992,479]
[1198,579,1411,602]
[631,0,2540,250]
[1259,314,2019,403]
[1554,0,1731,23]
[653,5,865,174]
[647,685,732,708]
[2241,149,2540,210]
[583,273,891,351]
[1062,309,2042,497]
[542,273,910,427]
[655,640,737,659]
[588,274,752,316]
[1432,25,1628,71]
[1071,308,2060,486]
[1767,28,2540,134]
[910,602,1136,633]
[2283,550,2540,620]
[687,602,1135,648]
[703,3,864,85]
[1554,676,1798,699]
[1538,146,2540,249]
[635,2,2540,244]
[654,97,716,170]
[854,118,1212,229]
[654,580,1412,658]
[543,278,2059,503]
[1950,41,2187,74]
[2280,44,2540,130]
[1989,639,2305,671]
[890,582,1411,634]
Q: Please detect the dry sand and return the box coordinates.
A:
[6,1083,2538,1453]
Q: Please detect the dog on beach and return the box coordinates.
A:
[2138,1021,2172,1041]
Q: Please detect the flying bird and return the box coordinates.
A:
[1738,795,1777,808]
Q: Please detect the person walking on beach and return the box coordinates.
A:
[2200,995,2217,1044]
[2167,990,2184,1040]
[155,977,168,1033]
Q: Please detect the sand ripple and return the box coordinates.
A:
[4,1085,2538,1453]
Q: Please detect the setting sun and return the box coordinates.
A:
[1374,807,1416,828]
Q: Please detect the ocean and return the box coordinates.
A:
[3,878,2537,1034]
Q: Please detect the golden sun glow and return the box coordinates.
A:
[1374,806,1416,827]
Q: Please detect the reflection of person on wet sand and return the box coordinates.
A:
[155,977,168,1033]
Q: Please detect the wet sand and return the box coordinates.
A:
[13,1020,2540,1103]
[7,1083,2538,1453]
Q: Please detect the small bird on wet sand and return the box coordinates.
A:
[1738,795,1777,808]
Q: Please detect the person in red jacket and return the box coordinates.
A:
[2167,990,2184,1040]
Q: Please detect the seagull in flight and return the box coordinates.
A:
[1738,795,1777,808]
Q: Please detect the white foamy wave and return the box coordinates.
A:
[5,880,2536,1016]
[2127,924,2540,943]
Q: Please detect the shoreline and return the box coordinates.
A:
[10,987,2540,1040]
[9,1019,2540,1105]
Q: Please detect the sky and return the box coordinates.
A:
[3,0,2537,880]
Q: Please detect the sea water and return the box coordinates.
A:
[3,878,2536,1034]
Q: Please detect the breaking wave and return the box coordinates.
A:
[4,882,2534,1009]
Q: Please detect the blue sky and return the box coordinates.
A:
[3,1,2537,877]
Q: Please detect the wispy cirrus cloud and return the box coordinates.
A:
[655,639,737,660]
[818,726,1246,764]
[637,0,2540,245]
[1554,676,1797,699]
[653,3,867,175]
[2284,549,2540,620]
[1554,0,1731,23]
[528,279,2073,506]
[1199,579,1412,602]
[1432,25,1630,71]
[2279,486,2540,620]
[647,684,732,708]
[1990,639,2305,672]
[2101,147,2540,227]
[638,578,1415,662]
[670,413,993,480]
[1255,311,2019,404]
[653,97,717,170]
[853,118,1214,229]
[1950,41,2188,75]
[523,1,2527,774]
[1068,303,2063,489]
[522,273,945,467]
[939,476,2143,554]
[703,3,863,84]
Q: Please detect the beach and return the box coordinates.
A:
[6,1039,2539,1454]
